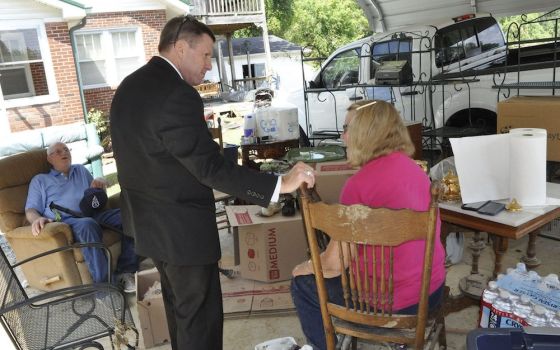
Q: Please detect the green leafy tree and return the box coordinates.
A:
[235,0,295,38]
[235,0,370,63]
[284,0,370,61]
[87,108,111,152]
[498,12,558,43]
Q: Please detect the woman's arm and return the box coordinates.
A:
[292,239,346,278]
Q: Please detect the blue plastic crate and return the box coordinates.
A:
[467,328,560,350]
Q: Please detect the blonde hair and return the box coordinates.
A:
[345,100,414,167]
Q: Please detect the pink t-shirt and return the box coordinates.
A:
[339,151,446,311]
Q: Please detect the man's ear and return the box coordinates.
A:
[175,39,188,56]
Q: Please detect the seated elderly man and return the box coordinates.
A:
[25,142,138,292]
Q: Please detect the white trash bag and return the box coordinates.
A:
[254,337,305,350]
[430,156,464,266]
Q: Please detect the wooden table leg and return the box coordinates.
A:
[522,230,542,269]
[491,235,508,278]
[459,231,489,299]
[469,231,486,275]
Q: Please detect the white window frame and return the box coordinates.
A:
[0,20,59,109]
[75,27,144,89]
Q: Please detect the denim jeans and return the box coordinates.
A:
[63,209,138,283]
[290,274,444,350]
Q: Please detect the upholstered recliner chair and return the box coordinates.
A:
[0,149,122,291]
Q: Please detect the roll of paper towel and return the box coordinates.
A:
[509,128,547,136]
[509,131,547,206]
[255,106,299,141]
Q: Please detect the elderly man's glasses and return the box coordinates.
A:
[49,147,70,156]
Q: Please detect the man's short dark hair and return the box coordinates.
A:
[158,15,216,52]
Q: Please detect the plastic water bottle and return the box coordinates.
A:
[479,281,501,328]
[543,273,560,286]
[527,305,549,327]
[513,295,532,321]
[527,270,542,283]
[494,290,513,313]
[482,281,500,304]
[243,113,256,138]
[549,311,560,327]
[516,262,527,272]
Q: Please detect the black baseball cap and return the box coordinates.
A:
[79,188,108,217]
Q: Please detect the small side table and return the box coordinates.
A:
[241,139,299,170]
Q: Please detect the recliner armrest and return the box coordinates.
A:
[6,222,74,244]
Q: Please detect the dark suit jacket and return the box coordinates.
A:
[110,56,277,265]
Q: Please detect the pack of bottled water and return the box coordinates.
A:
[479,263,560,328]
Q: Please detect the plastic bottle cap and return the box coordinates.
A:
[533,305,546,314]
[499,290,510,298]
[488,281,498,289]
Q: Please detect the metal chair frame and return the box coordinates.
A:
[0,242,138,350]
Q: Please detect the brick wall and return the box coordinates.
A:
[7,22,83,132]
[83,10,165,118]
[6,10,165,133]
[30,62,49,96]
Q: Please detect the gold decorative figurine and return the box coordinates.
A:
[441,170,461,202]
[506,198,522,212]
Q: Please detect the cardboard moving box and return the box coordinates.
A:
[226,205,308,282]
[312,160,358,204]
[136,268,170,349]
[497,96,560,161]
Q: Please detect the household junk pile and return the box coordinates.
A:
[479,263,560,328]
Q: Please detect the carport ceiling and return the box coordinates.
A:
[357,0,560,32]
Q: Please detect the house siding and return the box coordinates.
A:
[0,0,61,21]
[4,9,166,133]
[7,22,83,132]
[82,10,165,118]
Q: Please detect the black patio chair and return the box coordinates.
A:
[0,242,138,350]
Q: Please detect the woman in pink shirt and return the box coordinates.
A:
[291,100,446,350]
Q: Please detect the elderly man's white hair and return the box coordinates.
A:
[47,142,67,156]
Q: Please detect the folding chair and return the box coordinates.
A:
[0,242,138,349]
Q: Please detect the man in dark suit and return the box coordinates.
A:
[110,15,315,350]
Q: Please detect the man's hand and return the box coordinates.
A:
[280,161,315,194]
[31,217,52,236]
[91,177,108,190]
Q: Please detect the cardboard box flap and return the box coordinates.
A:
[226,205,302,227]
[136,267,160,300]
[500,96,560,105]
[312,161,356,174]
